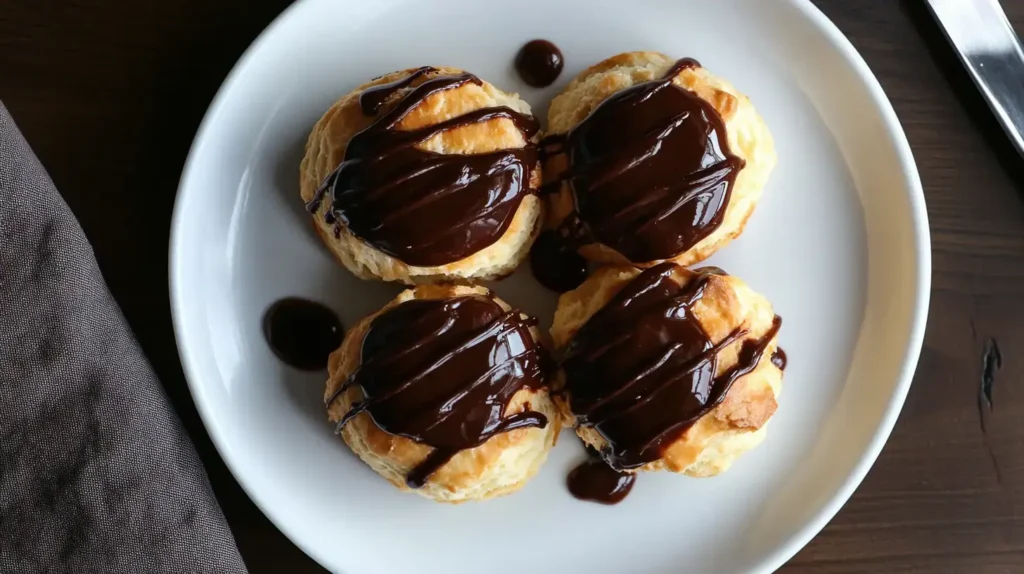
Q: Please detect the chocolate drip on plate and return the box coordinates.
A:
[562,263,781,471]
[529,228,589,293]
[771,347,787,371]
[327,296,548,488]
[307,67,540,267]
[263,298,344,371]
[537,58,745,263]
[567,447,636,505]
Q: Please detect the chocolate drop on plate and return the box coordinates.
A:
[529,229,588,293]
[515,39,564,88]
[263,298,344,371]
[568,450,636,505]
[771,347,787,371]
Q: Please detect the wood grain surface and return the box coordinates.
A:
[2,0,1023,571]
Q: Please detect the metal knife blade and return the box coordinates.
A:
[925,0,1024,157]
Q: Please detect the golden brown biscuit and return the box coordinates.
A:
[551,263,783,477]
[325,284,560,503]
[300,67,543,285]
[543,51,776,268]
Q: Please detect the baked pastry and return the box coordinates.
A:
[300,66,544,284]
[551,263,783,478]
[539,51,776,271]
[325,284,560,503]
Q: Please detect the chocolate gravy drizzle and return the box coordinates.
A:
[562,262,782,471]
[771,347,787,371]
[538,58,745,263]
[515,39,564,88]
[567,448,636,505]
[307,67,541,267]
[326,296,548,488]
[263,298,344,371]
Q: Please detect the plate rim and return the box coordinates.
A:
[168,0,931,571]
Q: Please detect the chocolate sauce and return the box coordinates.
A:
[541,58,745,262]
[562,263,782,470]
[515,40,564,88]
[567,450,636,505]
[263,298,344,371]
[771,347,787,371]
[529,229,589,293]
[307,68,540,267]
[327,296,549,488]
[538,133,566,164]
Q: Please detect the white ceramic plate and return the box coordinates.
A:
[170,0,929,571]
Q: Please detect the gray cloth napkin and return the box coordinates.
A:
[0,103,247,573]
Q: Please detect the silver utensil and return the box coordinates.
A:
[925,0,1024,157]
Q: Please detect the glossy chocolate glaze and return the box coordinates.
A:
[567,448,636,505]
[515,39,564,88]
[561,263,781,470]
[540,58,745,263]
[307,67,540,267]
[327,295,548,488]
[263,298,344,371]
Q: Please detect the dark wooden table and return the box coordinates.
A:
[3,0,1024,571]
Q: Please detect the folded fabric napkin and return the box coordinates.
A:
[0,103,247,573]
